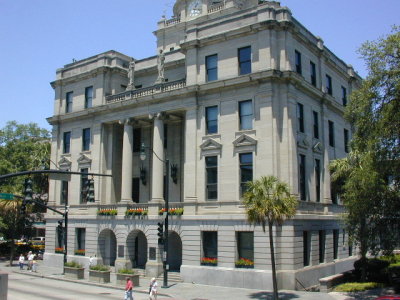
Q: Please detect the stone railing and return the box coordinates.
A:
[105,79,186,104]
[165,17,181,26]
[208,2,225,14]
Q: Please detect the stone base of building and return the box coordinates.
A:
[145,261,163,278]
[181,265,274,290]
[44,253,100,270]
[181,257,357,290]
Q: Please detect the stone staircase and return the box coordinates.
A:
[132,268,183,283]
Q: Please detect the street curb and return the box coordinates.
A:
[10,268,173,297]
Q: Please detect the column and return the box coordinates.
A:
[121,119,133,203]
[183,108,198,208]
[151,114,164,203]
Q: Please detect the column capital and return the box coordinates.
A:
[119,118,134,126]
[148,112,166,120]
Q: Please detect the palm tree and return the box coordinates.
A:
[243,175,297,300]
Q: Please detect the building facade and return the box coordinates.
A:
[44,0,360,290]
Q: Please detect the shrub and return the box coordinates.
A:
[118,268,135,274]
[333,282,382,292]
[90,264,110,271]
[354,258,390,282]
[64,261,83,268]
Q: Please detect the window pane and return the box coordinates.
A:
[237,232,254,262]
[206,156,218,200]
[206,106,218,134]
[239,100,253,130]
[63,132,71,154]
[295,50,302,74]
[239,46,251,75]
[206,55,218,81]
[313,111,319,139]
[66,92,73,113]
[203,231,218,259]
[82,128,90,151]
[85,86,93,108]
[240,153,253,196]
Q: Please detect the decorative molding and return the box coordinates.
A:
[313,141,323,154]
[233,134,257,148]
[200,138,222,156]
[297,133,310,149]
[77,154,92,167]
[58,156,72,169]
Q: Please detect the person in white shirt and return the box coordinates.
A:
[149,278,157,300]
[18,254,25,270]
[27,252,34,271]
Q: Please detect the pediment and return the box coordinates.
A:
[200,139,222,151]
[58,156,71,169]
[313,141,323,154]
[233,134,257,147]
[77,154,92,165]
[297,134,310,149]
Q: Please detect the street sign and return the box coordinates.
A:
[0,193,14,200]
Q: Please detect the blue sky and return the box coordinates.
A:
[0,0,398,131]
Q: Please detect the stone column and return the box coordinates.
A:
[121,119,133,203]
[151,114,165,203]
[183,108,197,214]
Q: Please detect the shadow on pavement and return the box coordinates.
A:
[249,291,300,299]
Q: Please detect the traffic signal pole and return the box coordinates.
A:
[163,159,169,288]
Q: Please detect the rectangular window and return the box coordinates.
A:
[202,231,218,261]
[328,120,335,147]
[238,46,251,75]
[310,61,316,86]
[295,50,302,75]
[237,232,254,264]
[349,244,353,256]
[206,54,218,81]
[319,230,326,263]
[82,128,91,151]
[206,106,218,134]
[331,182,338,204]
[313,111,319,139]
[333,229,339,259]
[164,124,168,149]
[315,159,321,202]
[239,100,253,130]
[344,129,349,153]
[342,86,347,106]
[80,168,88,204]
[76,228,86,251]
[85,86,93,109]
[240,153,253,197]
[206,156,218,200]
[297,103,304,133]
[66,92,73,113]
[303,231,310,266]
[326,74,332,95]
[299,154,306,200]
[61,181,68,205]
[132,177,140,203]
[63,131,71,154]
[133,128,141,152]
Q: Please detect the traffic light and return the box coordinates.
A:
[20,200,26,216]
[157,222,164,244]
[24,178,33,203]
[87,178,95,202]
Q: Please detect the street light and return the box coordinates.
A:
[140,142,169,288]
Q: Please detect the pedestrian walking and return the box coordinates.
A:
[32,259,37,272]
[18,254,25,270]
[27,251,34,271]
[124,277,134,300]
[149,278,157,300]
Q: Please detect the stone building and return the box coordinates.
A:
[44,0,361,290]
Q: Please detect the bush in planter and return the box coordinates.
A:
[65,261,83,268]
[90,264,110,271]
[235,258,254,268]
[118,268,136,274]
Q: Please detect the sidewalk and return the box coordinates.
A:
[0,260,393,300]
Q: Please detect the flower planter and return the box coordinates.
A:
[64,267,85,280]
[89,270,111,283]
[201,263,217,267]
[116,273,140,286]
[235,265,254,269]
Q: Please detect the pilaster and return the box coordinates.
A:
[121,119,133,203]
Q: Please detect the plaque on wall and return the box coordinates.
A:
[118,245,124,258]
[149,247,156,260]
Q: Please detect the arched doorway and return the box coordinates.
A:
[98,229,117,266]
[167,231,182,271]
[127,230,148,268]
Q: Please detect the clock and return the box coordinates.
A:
[188,0,202,17]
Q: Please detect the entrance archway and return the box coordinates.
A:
[98,229,117,266]
[127,230,148,268]
[167,231,182,271]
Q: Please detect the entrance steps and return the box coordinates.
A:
[156,271,183,283]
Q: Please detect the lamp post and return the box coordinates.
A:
[140,143,169,288]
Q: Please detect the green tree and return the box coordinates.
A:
[243,176,297,300]
[330,27,400,281]
[0,121,50,264]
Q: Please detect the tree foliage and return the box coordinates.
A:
[330,27,400,280]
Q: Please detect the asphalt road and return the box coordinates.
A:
[7,272,161,300]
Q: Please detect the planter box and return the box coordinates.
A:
[64,267,85,280]
[201,263,218,267]
[116,273,140,286]
[89,270,111,283]
[235,265,254,269]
